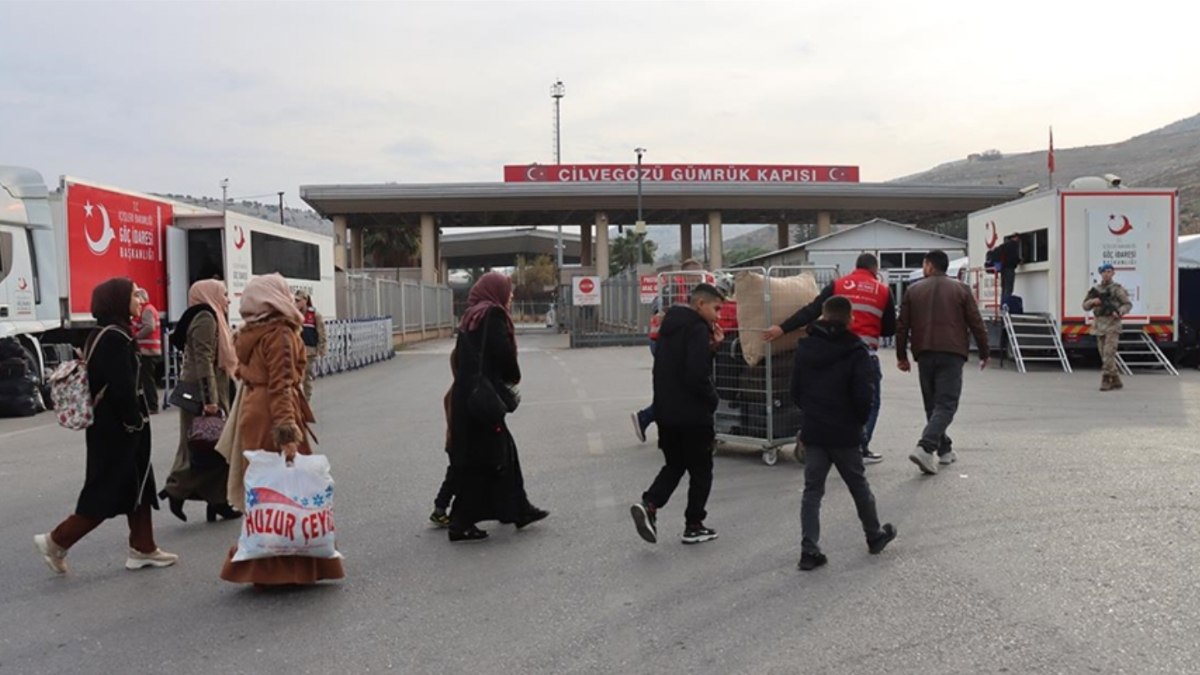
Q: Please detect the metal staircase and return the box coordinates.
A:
[1001,311,1072,373]
[1115,329,1179,376]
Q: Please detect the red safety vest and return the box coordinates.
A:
[833,268,890,349]
[135,303,162,355]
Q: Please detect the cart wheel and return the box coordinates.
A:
[761,449,778,466]
[793,442,805,464]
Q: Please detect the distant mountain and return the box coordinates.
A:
[154,193,333,236]
[894,113,1200,234]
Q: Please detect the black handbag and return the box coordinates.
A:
[168,380,204,416]
[467,315,519,424]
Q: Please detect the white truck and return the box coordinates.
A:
[966,179,1179,353]
[1,166,335,404]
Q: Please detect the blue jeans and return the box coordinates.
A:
[861,351,882,451]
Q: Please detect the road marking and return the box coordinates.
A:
[587,431,605,456]
[581,405,595,421]
[0,423,57,442]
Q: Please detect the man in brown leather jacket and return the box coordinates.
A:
[895,250,990,475]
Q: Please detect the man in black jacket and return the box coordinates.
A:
[792,296,896,571]
[631,283,725,545]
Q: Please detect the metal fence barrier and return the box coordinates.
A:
[569,269,654,347]
[162,317,396,410]
[341,273,454,335]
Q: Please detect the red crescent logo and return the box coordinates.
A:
[234,226,246,249]
[1108,215,1133,236]
[985,221,998,249]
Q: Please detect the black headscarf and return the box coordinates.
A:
[90,277,135,330]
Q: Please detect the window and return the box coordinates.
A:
[903,252,926,268]
[1019,228,1050,264]
[251,231,321,281]
[879,252,904,268]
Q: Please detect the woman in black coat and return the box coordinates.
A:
[34,278,179,574]
[446,272,548,542]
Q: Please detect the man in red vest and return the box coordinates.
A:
[294,290,328,401]
[132,288,162,414]
[764,253,896,464]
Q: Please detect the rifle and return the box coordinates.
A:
[1086,286,1120,317]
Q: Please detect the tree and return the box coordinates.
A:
[363,227,419,268]
[609,232,657,276]
[513,254,558,301]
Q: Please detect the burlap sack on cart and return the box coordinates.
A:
[735,270,820,367]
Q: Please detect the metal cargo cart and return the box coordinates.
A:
[657,265,839,465]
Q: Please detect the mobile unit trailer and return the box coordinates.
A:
[0,166,335,406]
[967,183,1178,354]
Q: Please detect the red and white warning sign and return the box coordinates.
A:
[639,275,659,304]
[573,276,601,306]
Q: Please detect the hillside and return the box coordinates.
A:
[894,113,1200,234]
[153,193,334,236]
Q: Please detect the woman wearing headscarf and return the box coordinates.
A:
[446,271,548,542]
[34,278,178,574]
[219,273,344,585]
[159,279,242,523]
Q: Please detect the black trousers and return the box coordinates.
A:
[139,354,161,411]
[917,352,964,454]
[1000,267,1016,299]
[801,444,881,554]
[643,425,714,524]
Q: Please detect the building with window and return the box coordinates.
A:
[736,218,967,277]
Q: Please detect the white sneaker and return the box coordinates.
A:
[908,447,939,475]
[34,533,68,574]
[125,548,179,570]
[938,450,958,465]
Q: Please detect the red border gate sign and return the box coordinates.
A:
[504,164,859,183]
[573,276,601,306]
[639,274,659,304]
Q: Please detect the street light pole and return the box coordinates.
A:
[219,178,229,214]
[634,147,646,235]
[551,80,566,272]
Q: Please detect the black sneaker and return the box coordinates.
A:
[681,523,718,545]
[630,502,657,543]
[862,448,884,465]
[868,523,897,554]
[798,551,828,571]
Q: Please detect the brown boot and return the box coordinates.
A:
[1099,375,1113,391]
[1111,374,1124,390]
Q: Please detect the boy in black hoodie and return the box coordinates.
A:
[792,296,896,570]
[631,283,725,545]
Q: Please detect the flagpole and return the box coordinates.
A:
[1048,126,1054,189]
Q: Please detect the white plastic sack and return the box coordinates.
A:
[232,450,342,562]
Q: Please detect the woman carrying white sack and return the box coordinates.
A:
[218,273,344,586]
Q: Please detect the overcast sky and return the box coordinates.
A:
[2,0,1198,213]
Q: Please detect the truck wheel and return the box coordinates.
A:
[19,344,48,413]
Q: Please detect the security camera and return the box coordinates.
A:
[1103,173,1122,187]
[1019,183,1040,196]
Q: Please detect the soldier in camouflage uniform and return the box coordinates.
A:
[1082,263,1133,391]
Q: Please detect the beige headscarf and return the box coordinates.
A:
[188,279,237,377]
[239,273,304,326]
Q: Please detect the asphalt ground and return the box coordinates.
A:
[1,331,1197,674]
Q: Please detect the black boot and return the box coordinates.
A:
[515,506,550,530]
[160,490,187,522]
[207,503,243,522]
